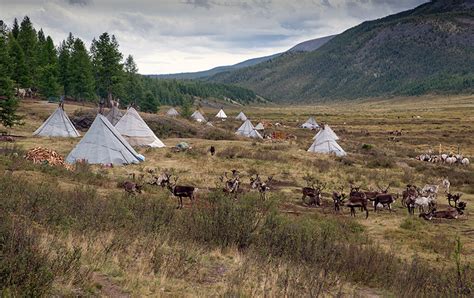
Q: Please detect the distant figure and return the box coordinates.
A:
[209,146,216,156]
[59,96,65,109]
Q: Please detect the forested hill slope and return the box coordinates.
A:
[211,0,474,103]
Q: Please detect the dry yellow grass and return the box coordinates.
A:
[3,94,474,296]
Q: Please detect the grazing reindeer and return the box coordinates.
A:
[301,181,326,207]
[209,146,216,156]
[122,181,143,195]
[373,183,397,212]
[347,185,369,219]
[220,171,240,198]
[332,187,346,212]
[402,184,419,208]
[250,174,273,200]
[163,174,197,209]
[447,193,462,208]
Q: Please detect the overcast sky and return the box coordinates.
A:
[1,0,428,74]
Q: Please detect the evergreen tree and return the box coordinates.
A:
[141,91,159,113]
[37,36,59,98]
[17,16,37,86]
[57,33,75,96]
[11,18,19,39]
[180,98,193,118]
[91,33,124,105]
[69,38,95,101]
[8,34,28,87]
[123,54,143,106]
[0,35,22,128]
[0,20,7,38]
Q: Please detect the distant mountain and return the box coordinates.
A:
[149,35,334,80]
[211,0,474,102]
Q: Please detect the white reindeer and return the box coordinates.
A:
[461,158,470,166]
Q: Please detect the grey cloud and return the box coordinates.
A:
[66,0,92,6]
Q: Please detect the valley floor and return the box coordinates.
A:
[1,94,473,296]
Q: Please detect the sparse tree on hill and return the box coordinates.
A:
[8,34,28,87]
[37,36,59,98]
[58,33,75,97]
[141,91,159,113]
[0,35,23,128]
[123,54,143,106]
[180,98,193,118]
[17,16,37,87]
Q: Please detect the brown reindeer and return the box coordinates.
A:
[401,184,420,208]
[250,174,273,200]
[163,174,197,209]
[122,181,143,195]
[347,185,369,218]
[373,183,397,212]
[332,187,346,212]
[419,202,466,220]
[447,193,462,208]
[220,171,241,198]
[301,180,326,207]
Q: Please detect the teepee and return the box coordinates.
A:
[216,109,227,119]
[312,125,339,140]
[166,107,179,117]
[301,117,319,129]
[106,105,123,126]
[191,111,206,123]
[33,104,80,138]
[254,122,265,130]
[114,107,165,148]
[308,125,346,156]
[236,120,262,139]
[66,114,143,165]
[235,111,247,121]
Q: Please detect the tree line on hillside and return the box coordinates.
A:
[0,16,258,128]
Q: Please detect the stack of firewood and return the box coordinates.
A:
[25,147,73,170]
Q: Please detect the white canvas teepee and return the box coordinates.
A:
[254,122,265,130]
[66,114,143,165]
[301,117,319,129]
[308,125,346,156]
[235,111,247,121]
[114,107,165,148]
[166,107,179,117]
[236,120,262,139]
[106,105,123,126]
[191,111,206,122]
[313,125,339,140]
[33,106,80,138]
[216,109,227,119]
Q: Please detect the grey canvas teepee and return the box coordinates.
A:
[114,107,165,148]
[191,111,206,122]
[106,105,123,126]
[301,117,319,129]
[254,122,265,130]
[166,107,179,117]
[236,119,262,139]
[235,111,248,121]
[33,105,80,138]
[215,109,227,119]
[66,114,142,165]
[312,125,339,140]
[308,125,346,156]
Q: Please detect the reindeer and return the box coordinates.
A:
[421,184,439,199]
[402,184,419,208]
[419,202,467,220]
[122,181,143,195]
[332,187,346,212]
[220,171,240,198]
[162,174,197,209]
[250,174,273,200]
[447,193,462,208]
[346,185,369,219]
[442,177,450,193]
[373,184,397,212]
[301,180,326,207]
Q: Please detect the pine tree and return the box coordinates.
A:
[0,20,7,38]
[17,16,37,86]
[123,54,143,106]
[0,35,22,128]
[69,38,95,102]
[180,98,193,118]
[8,34,28,87]
[91,33,124,106]
[37,36,59,98]
[141,91,159,113]
[58,33,75,97]
[11,18,19,39]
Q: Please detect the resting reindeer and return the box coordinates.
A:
[122,181,143,195]
[162,174,197,209]
[419,202,466,220]
[250,174,273,200]
[347,185,369,219]
[301,181,326,207]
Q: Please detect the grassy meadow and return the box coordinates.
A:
[1,94,474,296]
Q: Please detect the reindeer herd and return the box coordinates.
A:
[121,171,467,221]
[416,153,470,166]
